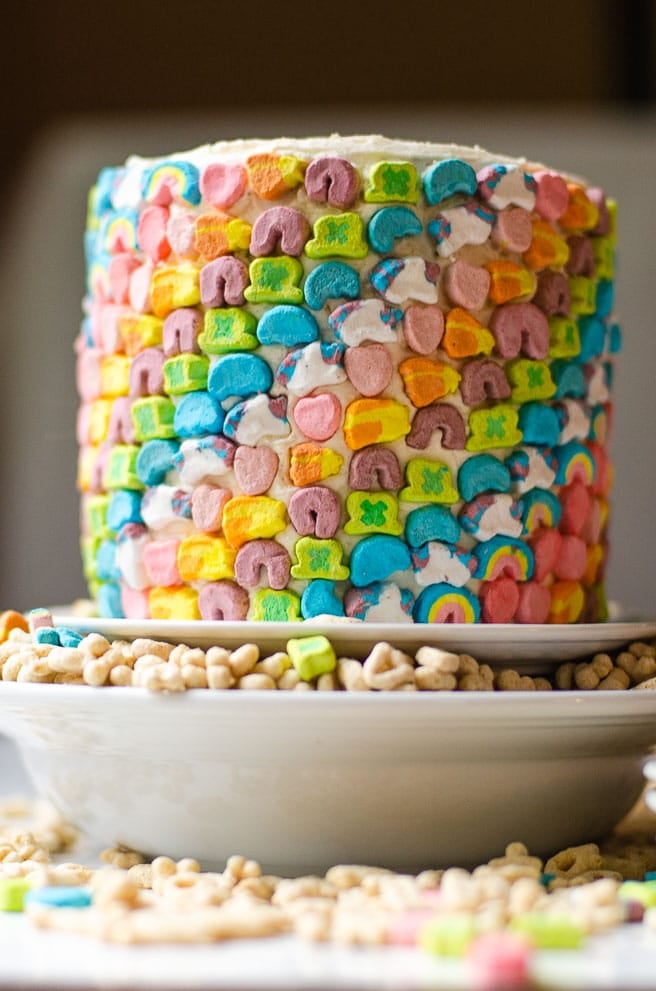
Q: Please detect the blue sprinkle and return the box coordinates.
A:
[303,261,360,310]
[517,402,561,447]
[256,305,319,347]
[135,439,179,487]
[405,505,461,548]
[208,353,273,402]
[96,539,121,582]
[173,392,225,438]
[56,628,84,648]
[422,159,478,205]
[97,582,124,619]
[366,206,422,254]
[25,886,92,909]
[457,454,511,503]
[349,535,412,587]
[35,627,60,646]
[301,580,345,619]
[107,490,143,531]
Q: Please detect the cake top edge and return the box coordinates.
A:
[122,133,585,182]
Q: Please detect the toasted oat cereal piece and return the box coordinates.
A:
[336,658,368,691]
[415,667,457,691]
[362,642,414,691]
[415,646,460,673]
[101,846,145,870]
[254,652,290,680]
[277,668,302,691]
[238,673,276,691]
[79,633,111,658]
[229,644,259,678]
[131,638,173,661]
[545,843,603,879]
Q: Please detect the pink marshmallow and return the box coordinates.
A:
[293,392,342,442]
[515,581,552,623]
[554,535,588,581]
[142,539,182,587]
[233,446,279,496]
[480,576,519,623]
[121,586,151,620]
[533,170,570,221]
[344,343,393,396]
[200,162,248,210]
[137,205,171,263]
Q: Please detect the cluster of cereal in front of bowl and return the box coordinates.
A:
[77,137,619,623]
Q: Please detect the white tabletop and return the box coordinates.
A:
[3,733,656,990]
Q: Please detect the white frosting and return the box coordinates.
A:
[119,134,584,187]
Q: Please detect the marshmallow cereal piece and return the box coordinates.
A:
[303,261,360,310]
[172,436,236,486]
[369,256,439,305]
[328,298,401,347]
[344,581,414,622]
[223,395,290,447]
[459,493,523,541]
[411,541,475,588]
[276,341,346,396]
[428,204,494,257]
[287,635,337,681]
[477,164,536,211]
[222,496,287,549]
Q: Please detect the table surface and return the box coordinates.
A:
[3,735,656,991]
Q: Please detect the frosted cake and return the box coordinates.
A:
[77,136,618,623]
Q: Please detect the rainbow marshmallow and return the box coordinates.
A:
[141,160,201,207]
[414,583,481,624]
[473,536,534,581]
[553,441,597,485]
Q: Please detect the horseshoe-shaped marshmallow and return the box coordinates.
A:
[234,539,291,590]
[288,486,341,538]
[489,302,550,359]
[406,403,466,450]
[162,308,203,357]
[198,580,250,621]
[348,447,403,491]
[249,206,310,257]
[200,256,249,308]
[304,156,360,209]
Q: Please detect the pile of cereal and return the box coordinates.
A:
[1,609,655,692]
[78,136,618,626]
[3,795,656,979]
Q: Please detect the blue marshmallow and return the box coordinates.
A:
[207,353,273,402]
[135,439,179,487]
[422,158,478,206]
[457,454,511,503]
[404,505,461,548]
[256,305,319,347]
[173,391,225,438]
[349,535,411,587]
[301,580,345,619]
[303,261,360,310]
[366,206,422,254]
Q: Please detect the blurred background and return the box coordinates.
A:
[0,0,655,616]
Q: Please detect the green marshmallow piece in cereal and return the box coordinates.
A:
[250,589,301,622]
[509,913,584,950]
[104,445,144,490]
[244,257,304,304]
[131,396,177,442]
[290,537,350,580]
[466,405,523,452]
[287,635,337,681]
[568,276,597,315]
[344,491,403,535]
[400,458,459,504]
[418,914,478,957]
[0,877,32,912]
[549,318,581,358]
[508,360,556,403]
[198,307,258,354]
[163,354,209,394]
[364,161,421,204]
[305,213,368,259]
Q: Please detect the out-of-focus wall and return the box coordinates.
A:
[0,107,654,617]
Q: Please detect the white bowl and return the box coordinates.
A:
[2,684,656,875]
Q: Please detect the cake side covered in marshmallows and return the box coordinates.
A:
[77,135,619,624]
